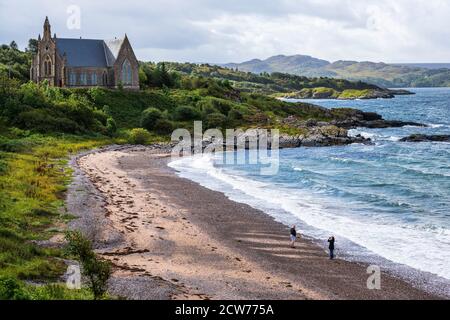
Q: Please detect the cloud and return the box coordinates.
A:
[0,0,450,63]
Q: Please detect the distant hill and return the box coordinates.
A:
[223,55,450,88]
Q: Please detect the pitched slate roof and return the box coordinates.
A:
[56,38,124,68]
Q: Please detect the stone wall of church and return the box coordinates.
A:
[65,67,111,88]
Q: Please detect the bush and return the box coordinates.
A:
[0,276,30,300]
[228,108,244,121]
[129,128,151,145]
[105,118,117,137]
[173,105,201,121]
[205,113,227,129]
[154,118,174,135]
[65,231,111,300]
[197,97,234,116]
[141,107,163,130]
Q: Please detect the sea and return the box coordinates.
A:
[168,88,450,296]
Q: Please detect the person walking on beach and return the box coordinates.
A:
[328,236,335,259]
[290,225,297,248]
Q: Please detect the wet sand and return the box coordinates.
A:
[72,146,440,300]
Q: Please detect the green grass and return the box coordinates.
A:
[338,89,372,99]
[0,132,112,298]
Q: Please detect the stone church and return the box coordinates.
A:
[30,17,139,89]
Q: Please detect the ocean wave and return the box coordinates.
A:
[168,154,450,280]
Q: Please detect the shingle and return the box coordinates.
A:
[56,38,108,67]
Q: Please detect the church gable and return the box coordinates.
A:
[113,36,139,88]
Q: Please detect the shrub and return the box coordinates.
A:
[0,276,30,300]
[128,128,151,145]
[154,118,174,135]
[141,107,163,130]
[228,108,244,121]
[65,231,111,300]
[197,97,234,115]
[173,105,201,121]
[205,113,227,129]
[105,118,117,137]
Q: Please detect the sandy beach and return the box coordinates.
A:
[68,146,440,300]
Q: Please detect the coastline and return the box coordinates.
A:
[67,145,443,300]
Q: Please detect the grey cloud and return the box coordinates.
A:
[1,0,449,63]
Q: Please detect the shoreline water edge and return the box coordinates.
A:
[65,144,448,300]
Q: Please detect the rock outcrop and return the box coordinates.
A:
[400,134,450,142]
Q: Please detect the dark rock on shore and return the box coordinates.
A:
[330,110,425,129]
[388,89,415,96]
[400,134,450,142]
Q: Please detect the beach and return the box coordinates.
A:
[68,146,440,300]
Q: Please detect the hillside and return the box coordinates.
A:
[223,54,450,88]
[163,62,410,99]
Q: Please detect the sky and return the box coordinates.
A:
[1,0,450,64]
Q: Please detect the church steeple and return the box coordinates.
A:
[43,16,52,40]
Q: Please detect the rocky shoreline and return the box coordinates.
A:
[273,110,425,148]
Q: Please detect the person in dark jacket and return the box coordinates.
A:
[328,236,335,259]
[290,225,297,248]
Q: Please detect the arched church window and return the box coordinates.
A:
[80,73,87,86]
[91,73,97,86]
[44,56,52,76]
[103,71,108,86]
[121,59,132,85]
[69,72,76,86]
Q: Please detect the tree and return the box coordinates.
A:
[9,41,18,50]
[141,107,163,130]
[173,105,201,121]
[27,39,38,54]
[65,231,112,300]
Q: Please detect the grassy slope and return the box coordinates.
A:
[0,130,112,299]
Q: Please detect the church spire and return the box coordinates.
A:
[43,16,52,40]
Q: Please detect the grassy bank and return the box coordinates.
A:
[0,130,112,299]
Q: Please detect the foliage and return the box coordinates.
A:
[205,112,227,129]
[141,107,163,130]
[0,42,32,83]
[105,118,117,137]
[154,118,174,135]
[173,105,201,121]
[65,231,111,300]
[128,128,152,145]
